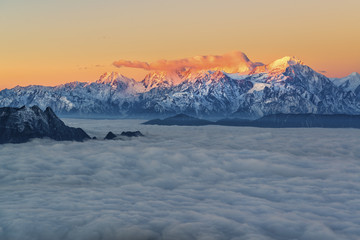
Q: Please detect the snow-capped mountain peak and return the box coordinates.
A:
[184,70,229,84]
[141,71,184,91]
[331,72,360,92]
[251,56,304,75]
[96,72,134,85]
[92,72,145,94]
[350,72,360,78]
[268,56,303,70]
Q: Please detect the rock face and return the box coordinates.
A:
[104,131,144,139]
[0,106,90,144]
[104,131,117,140]
[120,131,144,137]
[217,114,360,128]
[1,55,360,118]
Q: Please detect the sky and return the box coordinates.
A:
[1,119,360,239]
[0,0,359,89]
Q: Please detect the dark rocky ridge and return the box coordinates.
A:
[104,131,144,139]
[120,131,144,137]
[104,131,117,140]
[0,106,90,144]
[143,114,212,126]
[216,114,360,128]
[143,113,360,128]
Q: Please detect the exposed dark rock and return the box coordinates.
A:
[92,136,97,140]
[120,131,144,137]
[0,106,90,144]
[253,114,360,128]
[104,131,117,140]
[144,113,360,128]
[217,114,360,128]
[143,114,213,126]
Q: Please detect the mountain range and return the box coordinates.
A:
[1,54,359,118]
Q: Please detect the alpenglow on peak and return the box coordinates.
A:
[96,72,135,84]
[268,56,303,70]
[251,56,305,74]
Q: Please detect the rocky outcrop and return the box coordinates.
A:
[0,106,90,144]
[104,131,117,140]
[120,131,144,137]
[104,131,144,139]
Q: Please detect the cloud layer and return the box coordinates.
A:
[0,119,360,240]
[113,51,262,73]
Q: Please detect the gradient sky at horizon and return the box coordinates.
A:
[1,0,359,89]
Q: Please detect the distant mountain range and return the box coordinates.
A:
[143,113,213,126]
[1,54,359,118]
[143,113,360,128]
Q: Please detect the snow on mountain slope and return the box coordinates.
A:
[331,72,360,93]
[141,71,184,91]
[248,56,339,92]
[0,56,359,118]
[247,83,271,94]
[234,57,359,117]
[251,56,303,75]
[0,72,144,115]
[136,70,253,116]
[92,72,145,95]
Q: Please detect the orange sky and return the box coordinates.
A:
[0,0,359,90]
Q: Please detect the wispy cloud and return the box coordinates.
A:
[78,64,107,71]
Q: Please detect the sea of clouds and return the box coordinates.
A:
[0,119,360,240]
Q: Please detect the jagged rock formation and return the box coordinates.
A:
[120,131,144,137]
[104,131,117,140]
[104,131,144,139]
[0,106,90,144]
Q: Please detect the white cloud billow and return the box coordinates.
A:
[0,119,359,240]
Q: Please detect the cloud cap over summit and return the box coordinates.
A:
[113,51,263,73]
